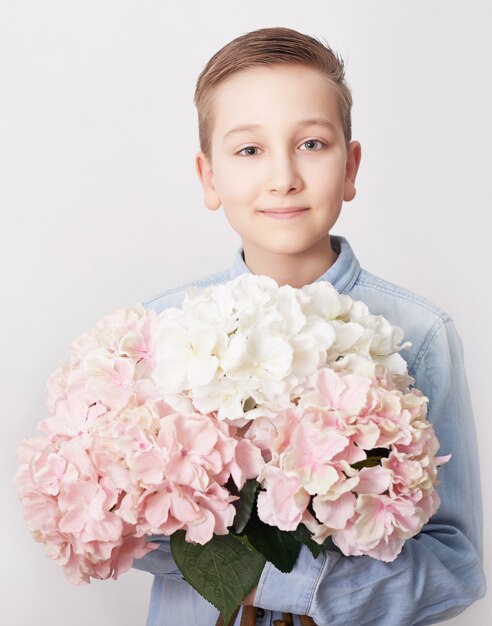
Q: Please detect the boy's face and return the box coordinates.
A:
[195,64,361,262]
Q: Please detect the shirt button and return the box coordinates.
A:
[256,607,265,619]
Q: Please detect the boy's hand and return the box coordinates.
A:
[241,586,257,606]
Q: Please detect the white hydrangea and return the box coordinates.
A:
[152,275,413,425]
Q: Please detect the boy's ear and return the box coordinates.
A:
[343,141,362,202]
[195,151,221,211]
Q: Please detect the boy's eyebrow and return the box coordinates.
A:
[223,118,337,140]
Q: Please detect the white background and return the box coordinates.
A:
[1,1,490,624]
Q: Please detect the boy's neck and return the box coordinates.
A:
[241,235,338,288]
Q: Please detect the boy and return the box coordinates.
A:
[133,27,486,625]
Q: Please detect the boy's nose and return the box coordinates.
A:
[267,153,303,194]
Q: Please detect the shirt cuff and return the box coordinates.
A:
[254,545,327,615]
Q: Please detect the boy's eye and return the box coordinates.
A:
[300,139,326,151]
[237,146,259,156]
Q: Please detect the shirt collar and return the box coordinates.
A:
[228,234,361,294]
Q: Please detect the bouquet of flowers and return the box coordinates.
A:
[15,274,450,623]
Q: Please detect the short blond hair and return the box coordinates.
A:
[194,26,353,161]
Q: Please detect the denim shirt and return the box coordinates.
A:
[133,235,486,626]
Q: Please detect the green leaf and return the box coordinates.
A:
[351,447,390,471]
[243,506,301,573]
[170,531,265,624]
[231,479,259,534]
[290,523,333,559]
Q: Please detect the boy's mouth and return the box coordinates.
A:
[260,207,309,219]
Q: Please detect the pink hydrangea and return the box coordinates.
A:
[15,306,264,584]
[254,364,449,562]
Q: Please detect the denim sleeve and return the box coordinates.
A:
[254,319,486,625]
[132,535,183,580]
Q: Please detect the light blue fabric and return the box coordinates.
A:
[133,235,486,625]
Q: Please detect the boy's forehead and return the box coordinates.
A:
[212,64,342,138]
[221,62,325,83]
